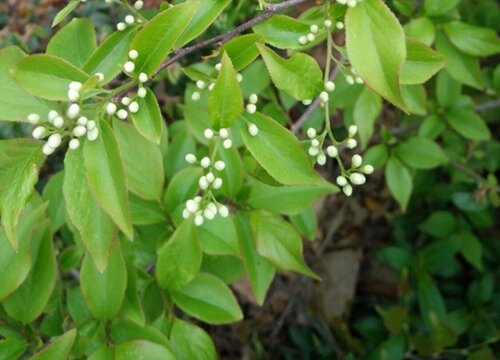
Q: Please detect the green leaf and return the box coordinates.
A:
[130,88,163,144]
[198,215,240,257]
[420,211,456,238]
[157,220,202,290]
[3,222,56,324]
[14,54,89,100]
[64,147,116,272]
[110,321,168,347]
[253,15,310,50]
[247,179,338,215]
[163,167,203,213]
[0,47,52,122]
[31,329,77,360]
[385,156,412,211]
[208,53,243,129]
[0,139,44,249]
[257,44,323,101]
[47,19,96,68]
[42,172,65,231]
[424,0,460,16]
[175,0,230,47]
[436,70,461,108]
[164,128,196,180]
[345,0,407,110]
[435,32,483,89]
[396,137,448,169]
[84,121,133,239]
[170,319,217,360]
[353,87,382,148]
[234,212,275,305]
[251,211,318,279]
[364,144,389,169]
[114,120,164,201]
[443,21,500,57]
[446,109,491,141]
[401,84,427,116]
[52,0,79,26]
[114,340,175,360]
[416,271,446,329]
[214,145,244,198]
[237,112,321,185]
[418,114,445,140]
[84,27,138,85]
[0,338,27,360]
[400,39,446,85]
[80,241,127,321]
[455,231,483,271]
[404,17,435,46]
[171,272,243,324]
[130,1,198,76]
[290,207,317,241]
[130,194,165,225]
[221,34,265,71]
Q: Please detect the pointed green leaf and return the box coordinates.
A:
[424,0,460,16]
[163,167,203,212]
[115,340,175,360]
[353,87,383,148]
[404,17,435,46]
[253,15,310,50]
[400,39,446,85]
[52,0,79,26]
[385,156,412,211]
[446,109,491,141]
[443,21,500,57]
[221,34,265,71]
[198,215,240,257]
[170,319,217,360]
[42,172,66,231]
[31,329,77,360]
[0,338,27,360]
[396,137,448,169]
[130,88,163,144]
[455,231,483,271]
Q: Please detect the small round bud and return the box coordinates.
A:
[196,80,206,89]
[27,113,40,125]
[205,172,215,183]
[355,76,364,84]
[307,33,316,42]
[42,143,55,155]
[311,139,320,147]
[215,63,222,71]
[347,0,357,8]
[343,184,353,196]
[86,120,96,131]
[302,99,312,105]
[186,199,199,213]
[219,128,229,139]
[306,127,317,139]
[134,0,144,10]
[106,102,117,115]
[207,202,217,214]
[348,125,358,137]
[218,205,229,218]
[346,75,355,85]
[185,153,197,164]
[199,176,209,190]
[128,101,139,113]
[362,164,374,174]
[47,133,62,148]
[194,214,204,226]
[125,15,135,25]
[336,176,348,187]
[48,110,59,122]
[326,145,338,158]
[308,146,319,156]
[249,94,258,104]
[95,73,104,82]
[182,209,190,219]
[320,91,329,103]
[69,139,80,150]
[236,73,243,82]
[336,21,344,30]
[204,208,216,220]
[349,172,366,185]
[69,81,82,91]
[117,22,126,31]
[32,126,46,139]
[138,87,147,98]
[123,61,135,73]
[77,116,88,126]
[204,129,214,139]
[128,49,139,60]
[246,103,257,114]
[67,103,80,119]
[317,153,327,166]
[53,116,64,128]
[191,91,201,101]
[138,73,148,83]
[310,24,319,34]
[346,138,357,149]
[325,81,336,92]
[214,161,225,171]
[298,36,308,45]
[117,109,128,120]
[222,139,232,149]
[73,125,87,137]
[213,178,223,189]
[200,157,211,168]
[248,123,259,136]
[208,83,215,91]
[324,19,333,28]
[352,154,362,168]
[87,128,99,141]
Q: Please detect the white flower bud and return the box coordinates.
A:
[204,128,214,139]
[298,36,308,45]
[200,157,211,168]
[219,128,229,139]
[346,138,357,149]
[347,0,357,8]
[32,126,46,139]
[139,72,148,83]
[320,91,329,103]
[204,208,216,220]
[194,214,204,226]
[67,88,79,101]
[87,128,99,141]
[125,15,135,25]
[324,19,333,28]
[205,172,215,183]
[27,113,40,125]
[117,109,128,120]
[215,63,222,71]
[246,103,257,114]
[236,73,243,82]
[67,104,80,119]
[337,0,347,4]
[336,21,344,30]
[194,196,202,204]
[325,81,336,92]
[310,24,319,34]
[134,0,143,10]
[77,116,88,126]
[307,33,316,42]
[346,75,355,85]
[47,133,62,148]
[185,153,197,164]
[218,205,229,218]
[249,93,258,104]
[123,61,135,73]
[352,154,362,168]
[214,161,225,171]
[137,87,147,98]
[213,178,223,189]
[117,22,126,31]
[128,49,139,60]
[207,202,217,214]
[48,110,59,122]
[222,139,232,149]
[208,83,215,91]
[73,125,87,137]
[336,176,348,187]
[362,164,374,174]
[308,146,319,156]
[350,172,366,185]
[196,80,206,89]
[343,184,353,196]
[86,120,96,131]
[311,139,320,147]
[191,91,201,101]
[53,116,64,128]
[355,76,364,84]
[317,153,327,166]
[69,139,80,150]
[42,143,55,155]
[302,99,312,105]
[306,127,317,139]
[326,145,338,158]
[106,103,117,115]
[128,101,139,113]
[69,81,82,91]
[248,123,259,136]
[95,73,104,82]
[186,199,199,213]
[348,125,358,137]
[182,209,190,219]
[199,176,209,190]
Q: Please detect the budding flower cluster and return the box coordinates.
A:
[246,93,259,114]
[345,67,364,85]
[337,0,359,7]
[182,197,229,226]
[117,14,141,31]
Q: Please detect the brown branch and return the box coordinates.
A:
[153,0,310,76]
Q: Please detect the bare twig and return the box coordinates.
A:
[475,98,500,112]
[154,0,311,76]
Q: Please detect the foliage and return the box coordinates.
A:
[0,0,499,358]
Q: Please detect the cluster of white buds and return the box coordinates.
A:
[197,127,233,149]
[306,128,327,165]
[319,80,336,106]
[182,197,229,226]
[345,67,364,85]
[117,14,141,31]
[336,153,374,196]
[133,1,144,10]
[337,0,360,8]
[105,94,139,121]
[246,93,258,114]
[298,23,320,45]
